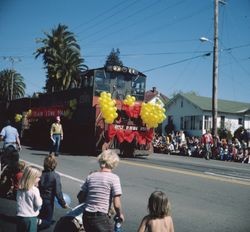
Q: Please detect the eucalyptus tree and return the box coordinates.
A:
[35,24,87,93]
[0,69,26,101]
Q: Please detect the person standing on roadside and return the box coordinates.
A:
[38,154,68,230]
[0,120,21,170]
[16,165,43,232]
[50,116,63,156]
[201,129,214,159]
[0,120,21,151]
[77,149,124,232]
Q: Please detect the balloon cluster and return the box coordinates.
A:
[123,95,136,106]
[140,102,166,128]
[15,114,22,122]
[99,92,118,124]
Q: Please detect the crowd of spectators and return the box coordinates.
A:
[153,129,250,163]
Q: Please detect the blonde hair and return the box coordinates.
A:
[19,166,41,190]
[17,160,26,172]
[98,149,120,170]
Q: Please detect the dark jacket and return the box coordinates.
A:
[39,170,66,207]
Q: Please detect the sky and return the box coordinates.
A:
[0,0,250,103]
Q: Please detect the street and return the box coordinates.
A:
[1,146,250,232]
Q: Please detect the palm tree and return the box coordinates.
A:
[35,24,87,92]
[0,69,26,101]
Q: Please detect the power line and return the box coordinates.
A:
[81,0,186,45]
[76,0,140,38]
[83,1,210,47]
[73,0,128,32]
[143,53,211,73]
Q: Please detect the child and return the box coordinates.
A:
[38,154,68,230]
[137,191,174,232]
[16,165,43,232]
[12,160,26,197]
[0,160,25,200]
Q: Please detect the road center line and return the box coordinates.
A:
[120,160,250,186]
[22,159,250,187]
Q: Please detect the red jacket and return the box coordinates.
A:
[201,133,213,145]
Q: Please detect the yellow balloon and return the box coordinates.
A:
[100,92,106,98]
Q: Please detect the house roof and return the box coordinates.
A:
[145,88,169,104]
[171,93,250,114]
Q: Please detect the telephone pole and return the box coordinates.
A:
[212,0,219,137]
[200,0,225,136]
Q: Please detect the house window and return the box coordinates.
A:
[194,115,203,130]
[204,115,212,130]
[180,117,184,130]
[238,118,243,125]
[199,119,202,130]
[221,116,225,128]
[180,115,203,131]
[191,116,195,130]
[168,115,173,125]
[181,100,183,108]
[184,117,189,130]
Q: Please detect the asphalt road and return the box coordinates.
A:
[0,147,249,232]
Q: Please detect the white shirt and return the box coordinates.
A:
[0,125,19,143]
[16,186,43,217]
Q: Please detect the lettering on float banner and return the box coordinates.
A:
[114,124,147,132]
[30,107,65,118]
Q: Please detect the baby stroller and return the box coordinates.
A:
[54,203,85,232]
[54,203,121,232]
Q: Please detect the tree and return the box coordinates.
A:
[104,48,123,67]
[34,24,87,93]
[0,69,26,101]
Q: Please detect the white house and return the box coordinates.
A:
[144,87,169,107]
[162,93,250,137]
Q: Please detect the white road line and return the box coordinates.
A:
[22,160,83,184]
[204,171,250,182]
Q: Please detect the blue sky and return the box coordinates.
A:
[1,0,250,103]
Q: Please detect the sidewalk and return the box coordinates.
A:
[0,197,56,232]
[0,197,17,232]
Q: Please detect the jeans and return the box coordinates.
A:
[38,199,54,229]
[83,212,113,232]
[51,134,61,155]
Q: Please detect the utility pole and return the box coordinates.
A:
[200,0,225,137]
[2,56,21,101]
[212,0,219,137]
